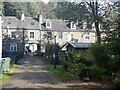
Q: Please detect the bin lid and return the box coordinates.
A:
[0,59,2,62]
[0,58,11,62]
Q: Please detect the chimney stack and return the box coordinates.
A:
[38,11,43,29]
[21,13,25,22]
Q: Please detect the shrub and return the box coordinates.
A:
[60,50,93,78]
[14,51,23,64]
[89,43,110,68]
[45,43,60,55]
[61,56,72,71]
[89,65,110,77]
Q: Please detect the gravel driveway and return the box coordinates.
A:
[3,54,66,88]
[2,53,114,89]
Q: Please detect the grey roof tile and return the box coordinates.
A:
[69,42,92,48]
[2,16,94,32]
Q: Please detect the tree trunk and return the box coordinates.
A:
[90,1,101,43]
[95,21,101,43]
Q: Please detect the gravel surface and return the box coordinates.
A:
[3,54,66,88]
[2,53,114,89]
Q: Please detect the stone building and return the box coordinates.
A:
[1,13,105,53]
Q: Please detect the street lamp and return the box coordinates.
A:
[53,31,57,44]
[53,31,57,69]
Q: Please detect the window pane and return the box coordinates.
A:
[47,32,52,38]
[11,47,13,51]
[11,32,16,38]
[46,21,51,28]
[47,22,50,27]
[30,32,34,39]
[10,43,17,51]
[14,47,17,51]
[59,32,62,39]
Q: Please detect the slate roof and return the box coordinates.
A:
[69,42,92,48]
[2,17,39,30]
[2,16,94,32]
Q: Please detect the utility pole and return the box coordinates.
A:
[0,16,2,58]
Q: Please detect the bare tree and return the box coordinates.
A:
[86,0,101,43]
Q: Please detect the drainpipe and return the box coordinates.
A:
[22,28,25,55]
[0,16,2,58]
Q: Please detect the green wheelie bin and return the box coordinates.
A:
[2,58,11,72]
[0,59,3,74]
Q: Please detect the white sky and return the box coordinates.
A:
[42,0,49,4]
[1,0,118,3]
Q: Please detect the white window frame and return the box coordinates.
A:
[85,34,90,40]
[11,32,16,39]
[58,32,62,39]
[68,34,72,42]
[70,22,76,29]
[46,20,51,28]
[10,43,17,52]
[29,31,35,40]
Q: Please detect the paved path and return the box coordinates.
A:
[3,54,66,88]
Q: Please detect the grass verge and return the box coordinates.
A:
[0,64,20,85]
[46,66,76,81]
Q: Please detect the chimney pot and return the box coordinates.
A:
[21,13,25,22]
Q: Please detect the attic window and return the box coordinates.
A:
[85,33,90,40]
[46,20,51,28]
[31,22,35,25]
[70,22,76,29]
[7,21,12,24]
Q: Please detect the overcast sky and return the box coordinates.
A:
[42,0,49,4]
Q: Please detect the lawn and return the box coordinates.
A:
[0,64,20,85]
[46,66,77,81]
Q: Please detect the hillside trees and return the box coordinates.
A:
[54,2,91,22]
[2,2,55,18]
[53,1,115,43]
[0,1,3,16]
[86,1,101,43]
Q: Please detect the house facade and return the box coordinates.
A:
[1,13,105,53]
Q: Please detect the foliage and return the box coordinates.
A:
[0,1,3,16]
[89,65,110,77]
[45,43,60,56]
[54,2,92,22]
[4,51,24,65]
[0,64,20,85]
[60,50,92,78]
[89,43,110,68]
[103,8,120,72]
[46,66,75,81]
[14,51,24,64]
[2,2,55,18]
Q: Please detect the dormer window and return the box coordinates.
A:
[46,20,51,28]
[70,22,76,29]
[7,21,12,24]
[31,22,35,25]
